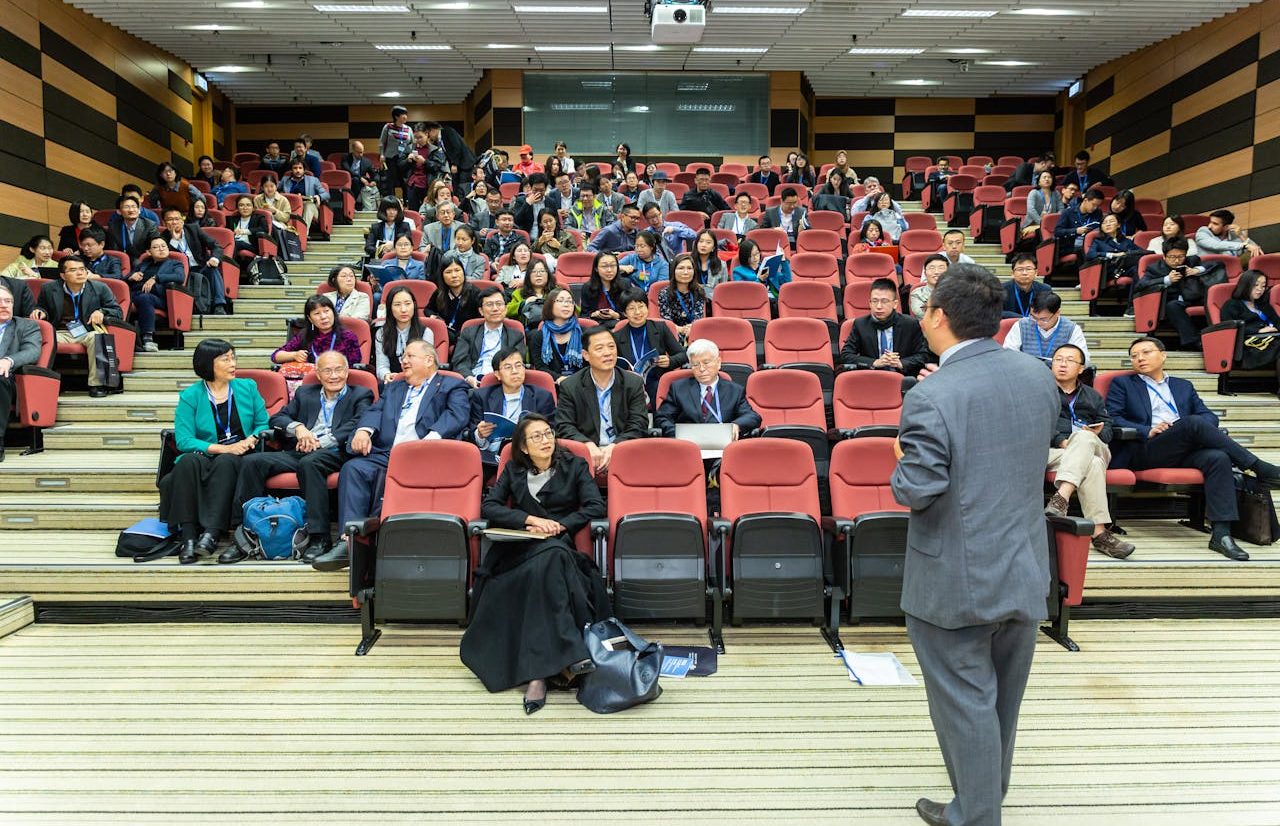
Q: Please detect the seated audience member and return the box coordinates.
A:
[1023,170,1062,232]
[417,181,456,225]
[527,288,585,382]
[211,167,249,203]
[107,195,160,266]
[1088,213,1145,283]
[148,162,204,218]
[1058,181,1081,211]
[495,241,535,289]
[690,230,728,294]
[322,265,371,321]
[926,156,956,203]
[432,253,482,344]
[343,140,380,212]
[272,295,363,368]
[1005,152,1054,194]
[732,238,792,300]
[619,231,669,290]
[382,235,427,282]
[0,283,43,461]
[253,174,294,230]
[566,181,613,235]
[279,158,330,235]
[2,235,55,279]
[637,170,678,216]
[482,148,512,191]
[1061,150,1110,192]
[459,412,609,714]
[781,151,799,180]
[0,275,36,319]
[839,278,933,375]
[1220,270,1280,388]
[748,155,781,192]
[507,260,556,327]
[597,174,628,217]
[226,349,374,564]
[1004,254,1055,318]
[719,192,759,239]
[655,338,760,439]
[32,255,122,397]
[813,169,851,215]
[640,203,697,260]
[366,197,413,259]
[1003,290,1089,365]
[315,339,470,571]
[660,253,708,339]
[554,325,649,474]
[586,203,640,254]
[940,229,975,265]
[129,236,186,352]
[58,202,102,253]
[530,209,579,265]
[161,207,229,315]
[851,219,893,254]
[512,172,552,234]
[829,150,859,186]
[288,140,321,179]
[79,227,121,280]
[228,196,270,263]
[188,197,218,229]
[260,141,290,176]
[680,170,730,217]
[1148,215,1198,257]
[615,289,687,400]
[193,155,220,189]
[513,144,543,178]
[469,348,556,467]
[1134,237,1214,350]
[1107,337,1280,561]
[482,210,522,261]
[451,225,487,280]
[545,171,576,214]
[1108,190,1147,237]
[910,254,949,320]
[580,252,627,323]
[785,154,817,187]
[1043,343,1136,558]
[121,184,161,225]
[761,187,810,247]
[1054,187,1105,255]
[552,141,576,175]
[374,285,433,383]
[452,287,527,386]
[468,183,496,229]
[1196,208,1265,259]
[421,201,466,256]
[854,177,903,215]
[160,339,270,564]
[868,191,907,242]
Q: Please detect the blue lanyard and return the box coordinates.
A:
[1248,304,1269,323]
[1141,377,1180,417]
[1036,323,1062,358]
[64,288,83,322]
[333,294,347,314]
[629,325,654,365]
[597,383,613,427]
[602,287,617,311]
[674,289,696,319]
[207,383,235,442]
[319,386,347,429]
[702,383,722,423]
[1013,286,1031,318]
[311,332,337,360]
[1067,393,1087,427]
[448,293,463,327]
[401,379,428,412]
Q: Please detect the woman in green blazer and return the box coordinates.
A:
[160,338,269,564]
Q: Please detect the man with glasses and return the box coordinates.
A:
[587,203,640,254]
[1003,254,1055,319]
[654,339,759,439]
[554,326,649,475]
[1043,343,1135,559]
[1003,290,1089,366]
[839,278,933,375]
[316,340,469,571]
[1133,237,1213,350]
[226,350,374,564]
[451,287,527,387]
[470,347,556,471]
[1106,337,1280,561]
[0,283,44,462]
[32,255,122,397]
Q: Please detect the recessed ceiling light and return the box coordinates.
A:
[893,78,939,86]
[312,4,409,11]
[629,105,650,113]
[378,91,402,97]
[677,103,736,112]
[514,4,608,11]
[204,65,261,72]
[978,60,1037,66]
[902,8,998,17]
[551,103,611,110]
[534,44,610,51]
[226,1,268,7]
[433,1,469,7]
[692,46,768,53]
[941,48,991,54]
[1009,7,1084,14]
[848,47,924,55]
[617,44,663,51]
[580,80,612,87]
[677,82,710,91]
[486,43,521,48]
[712,5,806,13]
[374,43,452,50]
[183,23,249,30]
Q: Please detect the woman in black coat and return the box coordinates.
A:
[1221,270,1280,372]
[459,414,610,714]
[364,196,414,259]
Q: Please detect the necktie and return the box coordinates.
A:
[879,329,890,355]
[701,386,713,421]
[441,227,450,252]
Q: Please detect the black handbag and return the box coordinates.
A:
[576,618,663,714]
[1179,262,1228,305]
[92,325,123,393]
[1233,474,1279,546]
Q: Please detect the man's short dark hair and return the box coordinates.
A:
[1040,151,1055,162]
[1053,343,1085,362]
[290,158,305,168]
[779,187,797,200]
[525,172,548,189]
[260,172,278,184]
[80,225,107,245]
[578,180,595,195]
[1075,150,1090,162]
[491,346,522,372]
[735,192,752,203]
[1209,209,1234,224]
[423,120,442,132]
[391,105,408,118]
[477,286,503,304]
[943,228,964,240]
[758,155,770,163]
[58,254,86,273]
[641,203,661,217]
[1083,188,1105,202]
[928,263,1003,340]
[695,168,710,177]
[121,184,144,196]
[1128,336,1165,354]
[496,208,514,219]
[1162,237,1190,255]
[554,172,570,183]
[1010,253,1036,268]
[582,325,614,347]
[869,278,897,296]
[162,207,184,219]
[620,204,641,216]
[1031,290,1061,314]
[192,339,235,381]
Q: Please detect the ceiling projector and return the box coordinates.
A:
[650,0,706,44]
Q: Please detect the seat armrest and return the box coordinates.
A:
[1113,427,1140,441]
[590,518,610,577]
[467,519,488,536]
[345,517,382,538]
[760,363,777,370]
[1046,513,1093,537]
[821,516,854,539]
[709,517,732,593]
[1201,320,1243,336]
[645,427,663,438]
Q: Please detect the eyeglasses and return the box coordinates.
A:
[1012,265,1037,273]
[497,362,524,374]
[868,298,896,306]
[316,366,347,376]
[525,430,555,443]
[1050,356,1082,366]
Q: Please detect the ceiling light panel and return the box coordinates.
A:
[848,47,925,55]
[902,8,999,17]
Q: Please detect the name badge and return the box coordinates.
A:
[217,434,241,445]
[66,321,88,338]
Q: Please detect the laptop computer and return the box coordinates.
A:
[674,423,735,453]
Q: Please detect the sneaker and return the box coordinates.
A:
[1091,530,1135,559]
[142,339,159,352]
[1044,492,1069,518]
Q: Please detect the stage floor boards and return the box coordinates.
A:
[1,620,1278,824]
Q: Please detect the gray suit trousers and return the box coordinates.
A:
[906,614,1038,826]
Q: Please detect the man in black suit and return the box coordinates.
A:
[750,155,781,193]
[1060,150,1110,193]
[0,282,45,461]
[678,169,730,217]
[451,287,527,386]
[511,172,551,234]
[436,122,476,183]
[160,207,229,315]
[545,171,577,215]
[226,350,374,563]
[32,255,123,397]
[554,326,649,474]
[316,339,471,570]
[78,226,122,281]
[1003,153,1054,194]
[342,140,380,212]
[655,339,760,439]
[1133,237,1214,350]
[839,278,934,375]
[760,187,810,247]
[470,347,556,468]
[106,194,159,267]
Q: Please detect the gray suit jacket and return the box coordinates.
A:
[716,212,759,235]
[1,316,43,370]
[890,338,1060,628]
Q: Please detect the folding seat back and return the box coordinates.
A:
[653,367,732,409]
[1252,253,1280,286]
[655,162,680,178]
[997,155,1024,168]
[381,279,437,313]
[499,182,522,203]
[674,171,697,187]
[983,174,1009,188]
[314,280,376,306]
[967,155,993,168]
[996,316,1019,345]
[711,172,739,190]
[958,165,986,178]
[686,162,714,175]
[688,317,757,383]
[11,319,60,453]
[200,227,242,300]
[420,316,451,365]
[1133,230,1160,251]
[553,251,595,283]
[1200,254,1242,283]
[828,437,910,619]
[478,368,557,401]
[236,368,288,415]
[746,227,791,259]
[842,279,884,321]
[320,170,356,224]
[845,252,897,283]
[807,211,847,235]
[711,280,771,321]
[1134,197,1163,216]
[942,175,978,226]
[790,252,841,287]
[746,368,825,430]
[338,316,373,365]
[900,252,930,288]
[1131,254,1169,333]
[1035,213,1063,276]
[901,155,931,199]
[902,213,937,233]
[665,181,690,201]
[594,162,613,176]
[233,152,260,165]
[832,370,902,437]
[763,317,834,370]
[849,211,868,231]
[1182,214,1211,233]
[720,162,749,178]
[970,185,1008,242]
[735,182,768,201]
[796,229,841,258]
[709,227,738,247]
[98,277,132,321]
[191,179,211,194]
[777,281,838,350]
[667,210,709,230]
[606,438,711,624]
[899,229,943,258]
[1011,185,1033,200]
[244,170,272,190]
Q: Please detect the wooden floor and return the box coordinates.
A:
[1,620,1279,824]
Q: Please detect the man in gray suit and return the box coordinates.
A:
[891,264,1060,826]
[0,282,45,461]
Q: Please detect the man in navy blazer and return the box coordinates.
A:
[317,339,470,570]
[1107,337,1280,561]
[655,339,761,438]
[749,156,781,193]
[469,348,556,467]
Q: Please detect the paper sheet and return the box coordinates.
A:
[840,650,917,686]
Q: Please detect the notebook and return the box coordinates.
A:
[674,423,735,452]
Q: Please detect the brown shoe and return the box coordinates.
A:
[1044,492,1069,518]
[1091,530,1135,559]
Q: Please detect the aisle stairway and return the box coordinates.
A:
[1,206,1277,614]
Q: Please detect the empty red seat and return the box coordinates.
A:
[763,317,834,372]
[320,170,355,225]
[796,229,842,259]
[807,210,847,236]
[899,229,942,258]
[777,280,838,324]
[1000,198,1029,255]
[735,182,768,202]
[667,210,709,230]
[790,252,841,287]
[553,251,595,283]
[831,370,902,438]
[746,227,792,258]
[968,185,1008,243]
[997,155,1024,168]
[1251,253,1280,286]
[902,213,938,232]
[10,319,60,455]
[942,175,978,227]
[845,252,897,283]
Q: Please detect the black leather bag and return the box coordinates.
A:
[576,618,663,714]
[1233,474,1279,546]
[1179,262,1228,305]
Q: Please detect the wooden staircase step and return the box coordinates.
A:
[0,495,159,530]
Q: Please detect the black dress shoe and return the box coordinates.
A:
[217,546,249,564]
[301,537,329,564]
[178,540,201,565]
[1209,534,1249,561]
[311,541,350,571]
[196,531,220,557]
[88,386,109,398]
[915,797,948,826]
[523,696,546,715]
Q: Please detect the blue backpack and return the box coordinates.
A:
[236,496,308,560]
